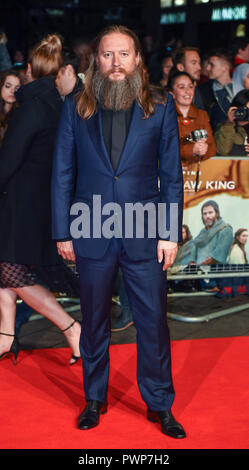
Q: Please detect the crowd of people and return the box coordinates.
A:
[148,38,249,159]
[2,31,249,157]
[0,29,249,337]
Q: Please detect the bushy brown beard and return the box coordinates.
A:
[92,68,142,111]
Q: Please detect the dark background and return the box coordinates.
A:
[1,0,249,64]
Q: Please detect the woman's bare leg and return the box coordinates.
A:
[0,283,80,362]
[0,288,17,354]
[13,284,81,362]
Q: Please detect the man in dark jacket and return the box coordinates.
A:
[197,49,234,131]
[52,25,186,439]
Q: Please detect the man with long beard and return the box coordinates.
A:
[194,200,233,266]
[51,25,185,439]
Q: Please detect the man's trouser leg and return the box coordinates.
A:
[76,238,174,411]
[76,239,119,403]
[119,241,175,412]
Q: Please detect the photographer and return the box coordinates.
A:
[214,89,249,156]
[168,71,216,163]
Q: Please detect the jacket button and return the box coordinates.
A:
[114,176,118,180]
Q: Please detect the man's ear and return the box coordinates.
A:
[26,62,33,82]
[135,53,141,67]
[177,63,184,72]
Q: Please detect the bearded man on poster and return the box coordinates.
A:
[51,25,185,439]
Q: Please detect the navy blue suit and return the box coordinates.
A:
[51,93,183,411]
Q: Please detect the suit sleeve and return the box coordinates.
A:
[158,94,184,243]
[0,103,38,193]
[51,96,76,240]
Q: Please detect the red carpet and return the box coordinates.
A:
[0,336,249,449]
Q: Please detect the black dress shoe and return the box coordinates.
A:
[78,400,107,430]
[147,409,186,439]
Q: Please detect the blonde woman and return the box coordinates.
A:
[0,34,81,365]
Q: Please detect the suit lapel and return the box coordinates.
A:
[85,101,144,174]
[116,102,144,173]
[85,109,114,173]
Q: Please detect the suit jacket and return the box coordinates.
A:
[51,93,183,261]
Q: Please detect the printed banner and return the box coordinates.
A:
[170,157,249,295]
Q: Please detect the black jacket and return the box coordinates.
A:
[0,76,63,264]
[197,80,215,117]
[197,79,230,130]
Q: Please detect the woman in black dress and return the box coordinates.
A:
[0,34,81,365]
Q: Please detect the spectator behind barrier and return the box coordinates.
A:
[232,63,249,95]
[0,69,20,143]
[168,70,216,163]
[198,53,209,86]
[171,46,205,109]
[71,36,91,73]
[231,37,249,68]
[214,89,249,157]
[159,53,173,88]
[0,29,12,72]
[197,48,234,131]
[56,48,83,100]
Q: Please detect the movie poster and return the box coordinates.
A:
[169,157,249,293]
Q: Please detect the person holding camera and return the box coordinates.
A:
[214,89,249,156]
[168,70,216,163]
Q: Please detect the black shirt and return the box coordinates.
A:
[101,104,133,170]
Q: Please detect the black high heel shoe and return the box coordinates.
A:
[61,319,81,365]
[0,332,20,365]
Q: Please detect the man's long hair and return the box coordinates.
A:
[76,25,165,120]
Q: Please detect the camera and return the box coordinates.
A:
[189,129,208,142]
[234,106,249,121]
[184,129,208,143]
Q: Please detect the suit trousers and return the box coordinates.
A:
[76,237,175,411]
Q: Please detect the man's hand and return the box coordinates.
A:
[227,106,237,124]
[57,241,75,263]
[157,240,178,271]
